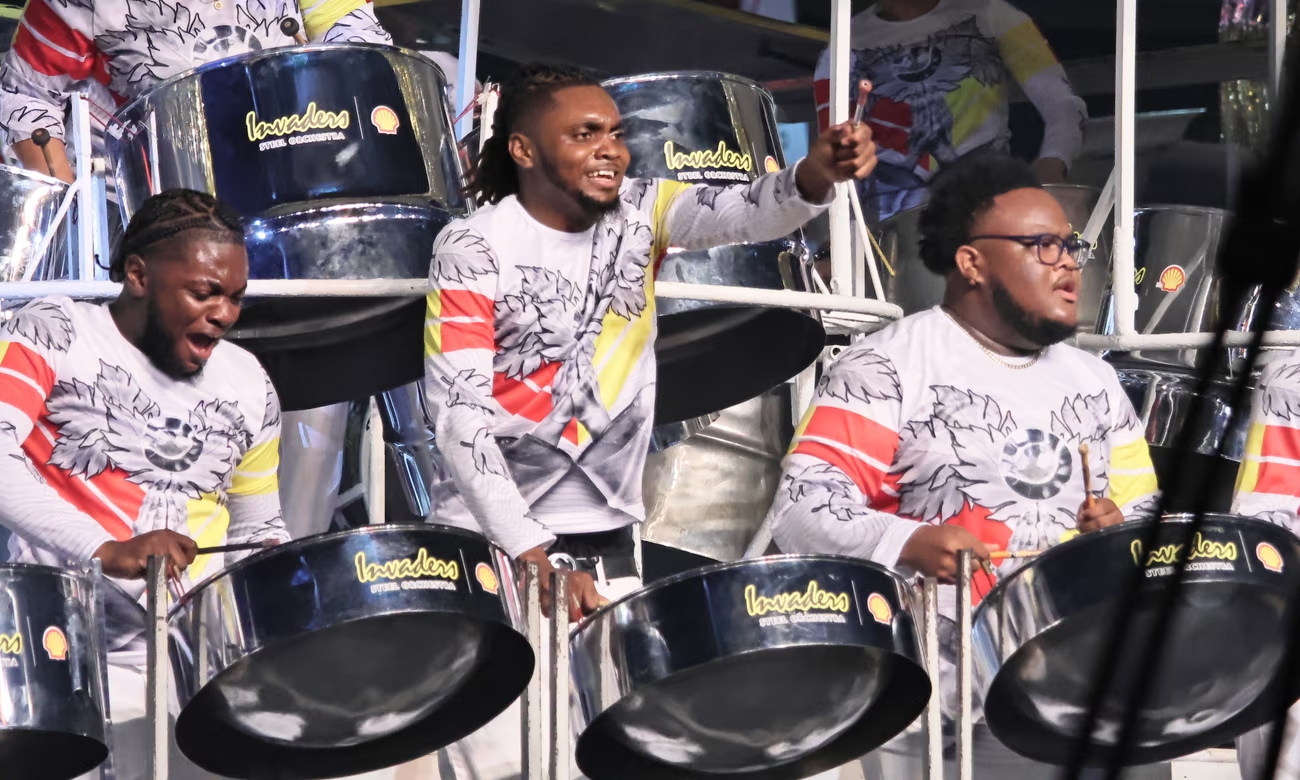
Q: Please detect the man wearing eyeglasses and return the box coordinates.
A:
[764,151,1160,778]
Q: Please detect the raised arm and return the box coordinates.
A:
[422,227,556,558]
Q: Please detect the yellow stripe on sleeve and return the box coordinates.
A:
[299,0,367,39]
[1109,436,1159,508]
[423,290,444,358]
[1235,421,1267,495]
[1000,20,1060,84]
[229,437,280,497]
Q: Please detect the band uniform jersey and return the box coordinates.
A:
[1234,350,1300,530]
[767,307,1160,603]
[422,165,830,557]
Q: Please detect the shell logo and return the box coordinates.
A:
[43,626,67,661]
[1257,542,1284,573]
[764,155,780,173]
[371,105,400,135]
[866,593,892,625]
[1156,265,1186,293]
[475,562,499,595]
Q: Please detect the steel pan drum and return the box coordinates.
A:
[108,44,466,411]
[168,524,532,778]
[0,163,67,283]
[0,563,108,780]
[603,72,825,424]
[974,514,1300,766]
[571,554,930,780]
[876,184,1112,331]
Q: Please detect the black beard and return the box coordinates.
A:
[539,156,621,218]
[139,297,201,380]
[990,279,1075,348]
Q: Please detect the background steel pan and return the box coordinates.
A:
[108,43,466,411]
[168,524,532,779]
[973,514,1300,766]
[570,554,930,780]
[0,163,67,283]
[0,563,107,780]
[875,184,1112,331]
[603,71,825,424]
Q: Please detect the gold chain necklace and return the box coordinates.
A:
[940,307,1043,370]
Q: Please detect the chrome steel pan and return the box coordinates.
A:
[0,163,67,283]
[0,563,108,780]
[108,44,467,411]
[974,514,1300,766]
[603,71,824,423]
[571,554,930,780]
[168,524,532,779]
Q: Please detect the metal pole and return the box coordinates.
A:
[828,0,854,297]
[89,559,118,780]
[1271,0,1288,105]
[921,578,942,780]
[1111,0,1138,336]
[455,0,481,142]
[71,94,94,283]
[366,397,385,525]
[549,572,570,780]
[146,555,169,780]
[521,562,545,780]
[956,551,973,780]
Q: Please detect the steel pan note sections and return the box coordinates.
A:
[602,71,825,424]
[973,514,1300,766]
[0,563,108,780]
[167,524,532,779]
[570,554,930,780]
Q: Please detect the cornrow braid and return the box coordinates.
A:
[110,189,245,282]
[472,62,600,206]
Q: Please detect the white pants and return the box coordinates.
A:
[83,664,444,780]
[1238,701,1300,780]
[439,573,644,780]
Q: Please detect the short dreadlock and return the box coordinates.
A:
[110,189,244,282]
[471,63,601,206]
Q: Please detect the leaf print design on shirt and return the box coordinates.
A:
[462,427,508,478]
[44,361,247,529]
[6,299,74,353]
[441,369,495,413]
[432,228,499,285]
[622,179,651,210]
[818,347,902,405]
[1264,362,1300,421]
[495,267,581,380]
[784,462,877,523]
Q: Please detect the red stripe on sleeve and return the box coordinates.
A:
[0,342,55,422]
[1261,425,1300,461]
[793,440,892,501]
[813,78,831,133]
[438,288,493,321]
[439,321,494,352]
[494,362,559,424]
[799,405,899,471]
[1256,460,1300,497]
[22,425,139,541]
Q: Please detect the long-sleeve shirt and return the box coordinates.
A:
[1233,351,1300,530]
[422,165,830,558]
[0,297,289,658]
[0,0,391,150]
[813,0,1087,222]
[767,308,1160,602]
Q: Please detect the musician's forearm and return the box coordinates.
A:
[13,137,75,183]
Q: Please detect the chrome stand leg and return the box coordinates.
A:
[146,556,169,780]
[956,551,973,780]
[549,572,569,780]
[521,563,545,780]
[88,559,118,780]
[920,577,942,780]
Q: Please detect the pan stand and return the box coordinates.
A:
[146,555,169,780]
[521,563,571,780]
[919,577,942,780]
[955,551,974,780]
[86,559,119,780]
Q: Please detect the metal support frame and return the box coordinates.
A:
[1111,0,1138,337]
[522,562,545,780]
[955,551,974,780]
[365,396,386,526]
[1272,0,1289,105]
[455,0,480,141]
[827,0,854,297]
[146,555,169,780]
[921,578,942,780]
[549,573,570,780]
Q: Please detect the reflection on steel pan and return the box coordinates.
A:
[168,524,532,779]
[876,184,1112,332]
[0,563,108,780]
[570,554,929,780]
[603,72,825,424]
[1114,365,1249,460]
[0,163,68,283]
[973,514,1300,766]
[108,44,467,411]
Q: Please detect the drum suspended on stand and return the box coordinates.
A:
[973,514,1300,766]
[168,524,532,779]
[0,164,69,284]
[0,563,109,780]
[107,43,467,412]
[570,555,931,780]
[603,72,826,424]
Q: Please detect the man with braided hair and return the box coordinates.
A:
[0,188,290,779]
[423,62,876,780]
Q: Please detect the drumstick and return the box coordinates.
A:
[30,129,57,177]
[990,550,1042,560]
[1079,442,1096,509]
[852,80,873,126]
[279,17,308,46]
[195,540,277,556]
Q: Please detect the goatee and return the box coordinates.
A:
[140,298,202,380]
[990,279,1075,348]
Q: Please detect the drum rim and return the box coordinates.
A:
[0,560,93,581]
[169,522,502,616]
[600,70,768,94]
[1134,203,1232,218]
[110,42,446,122]
[572,552,911,633]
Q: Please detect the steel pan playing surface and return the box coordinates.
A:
[974,514,1300,766]
[571,555,929,780]
[168,524,532,779]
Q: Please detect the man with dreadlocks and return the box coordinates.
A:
[422,62,875,780]
[0,188,289,779]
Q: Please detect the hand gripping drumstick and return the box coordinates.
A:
[30,129,57,178]
[852,80,873,126]
[1079,442,1096,509]
[279,17,308,46]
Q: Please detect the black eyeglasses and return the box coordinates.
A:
[967,233,1094,268]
